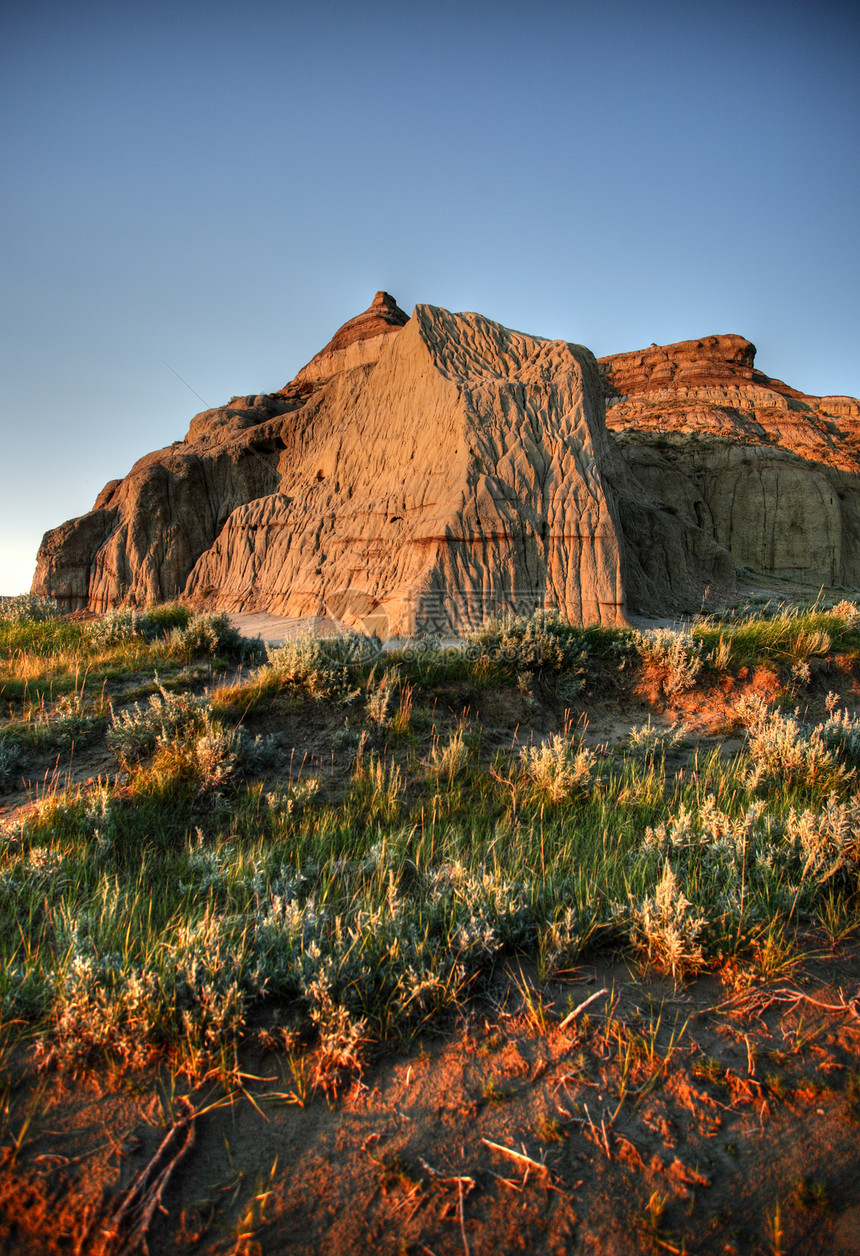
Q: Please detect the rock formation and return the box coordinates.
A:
[599,336,860,586]
[31,296,860,633]
[184,306,633,632]
[291,289,409,388]
[32,296,631,633]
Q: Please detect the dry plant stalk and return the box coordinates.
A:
[558,987,609,1031]
[481,1138,549,1179]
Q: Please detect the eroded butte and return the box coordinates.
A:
[32,294,860,634]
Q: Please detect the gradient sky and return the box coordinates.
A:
[2,0,858,594]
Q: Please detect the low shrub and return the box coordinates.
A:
[86,607,248,657]
[365,669,398,726]
[0,594,61,623]
[165,725,284,787]
[640,792,860,919]
[519,733,597,803]
[86,607,152,647]
[631,860,706,980]
[819,698,860,769]
[627,718,685,758]
[45,693,106,746]
[739,697,854,793]
[107,685,212,763]
[268,632,381,700]
[169,611,246,656]
[465,610,587,680]
[830,599,860,627]
[0,741,24,793]
[107,680,285,782]
[635,628,703,695]
[5,600,860,1080]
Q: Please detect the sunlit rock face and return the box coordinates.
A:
[182,303,630,634]
[32,295,860,632]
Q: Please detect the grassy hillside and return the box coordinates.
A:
[1,595,859,1255]
[2,596,858,1079]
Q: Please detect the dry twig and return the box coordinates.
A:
[481,1138,549,1178]
[558,988,609,1031]
[98,1098,197,1256]
[458,1177,470,1256]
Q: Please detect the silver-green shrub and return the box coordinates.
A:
[465,610,587,680]
[0,741,24,792]
[627,718,685,758]
[0,593,61,622]
[107,684,212,762]
[819,701,860,769]
[639,792,860,922]
[193,726,286,784]
[519,733,597,803]
[268,632,381,700]
[86,607,152,646]
[106,681,285,777]
[740,697,854,791]
[634,627,703,694]
[364,669,398,726]
[55,692,106,741]
[631,860,706,980]
[85,607,248,656]
[170,611,244,655]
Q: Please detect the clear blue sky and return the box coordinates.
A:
[2,0,858,594]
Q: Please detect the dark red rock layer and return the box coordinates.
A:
[598,335,756,398]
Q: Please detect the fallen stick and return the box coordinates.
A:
[416,1161,474,1256]
[99,1100,197,1256]
[481,1139,548,1177]
[770,987,860,1017]
[716,986,860,1019]
[558,987,609,1031]
[582,1104,611,1160]
[458,1177,470,1256]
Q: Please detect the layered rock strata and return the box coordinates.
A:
[291,289,409,387]
[599,337,860,585]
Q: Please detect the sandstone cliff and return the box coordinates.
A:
[184,305,631,632]
[291,289,409,387]
[31,297,859,631]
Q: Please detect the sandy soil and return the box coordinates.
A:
[228,613,339,646]
[227,612,462,653]
[2,948,859,1255]
[224,572,853,649]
